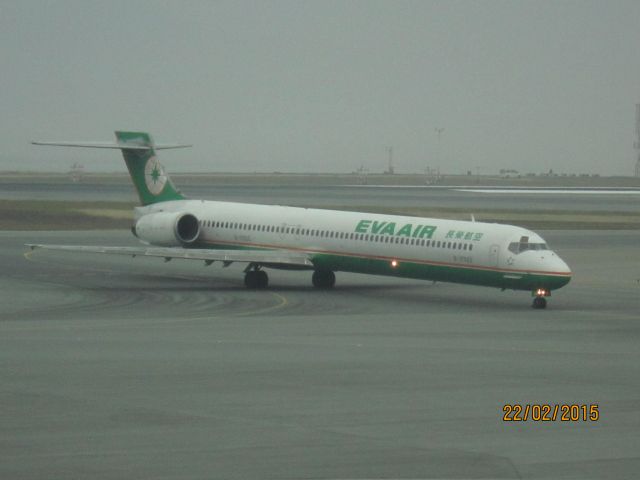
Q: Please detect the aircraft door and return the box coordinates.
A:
[489,244,500,267]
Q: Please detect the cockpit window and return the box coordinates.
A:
[508,236,548,254]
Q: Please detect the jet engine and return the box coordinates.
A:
[134,211,201,247]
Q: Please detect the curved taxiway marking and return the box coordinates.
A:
[234,292,289,317]
[22,248,292,321]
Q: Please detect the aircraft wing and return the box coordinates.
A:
[25,244,314,268]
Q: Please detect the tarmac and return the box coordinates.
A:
[1,228,639,479]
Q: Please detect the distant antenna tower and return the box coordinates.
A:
[635,104,640,177]
[356,164,369,185]
[434,127,444,171]
[69,162,84,182]
[385,146,394,174]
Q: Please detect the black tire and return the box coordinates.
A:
[312,270,336,289]
[244,271,258,289]
[244,270,269,289]
[532,297,547,309]
[256,270,269,289]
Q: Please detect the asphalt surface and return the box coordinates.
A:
[1,228,639,479]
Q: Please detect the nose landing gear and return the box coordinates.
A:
[532,296,547,309]
[532,288,549,309]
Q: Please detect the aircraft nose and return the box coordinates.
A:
[553,254,572,275]
[547,253,572,289]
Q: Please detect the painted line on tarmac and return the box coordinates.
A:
[234,292,289,317]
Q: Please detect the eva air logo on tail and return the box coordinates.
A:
[144,156,167,195]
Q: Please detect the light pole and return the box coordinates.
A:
[434,128,444,175]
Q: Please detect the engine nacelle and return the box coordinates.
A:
[134,211,201,247]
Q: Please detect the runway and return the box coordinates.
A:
[3,181,640,212]
[1,229,639,479]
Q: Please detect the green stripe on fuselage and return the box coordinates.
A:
[312,253,570,291]
[199,240,570,292]
[311,253,569,291]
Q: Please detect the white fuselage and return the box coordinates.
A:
[134,199,572,292]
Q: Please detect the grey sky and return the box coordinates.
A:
[1,0,639,175]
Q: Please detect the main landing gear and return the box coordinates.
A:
[532,288,550,309]
[312,269,335,289]
[244,266,268,289]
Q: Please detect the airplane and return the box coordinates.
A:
[27,131,571,309]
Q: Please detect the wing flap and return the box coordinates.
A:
[25,244,313,268]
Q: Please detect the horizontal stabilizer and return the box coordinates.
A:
[31,141,191,150]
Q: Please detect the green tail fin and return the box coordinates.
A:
[114,131,185,205]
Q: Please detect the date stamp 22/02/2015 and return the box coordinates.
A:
[502,404,599,422]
